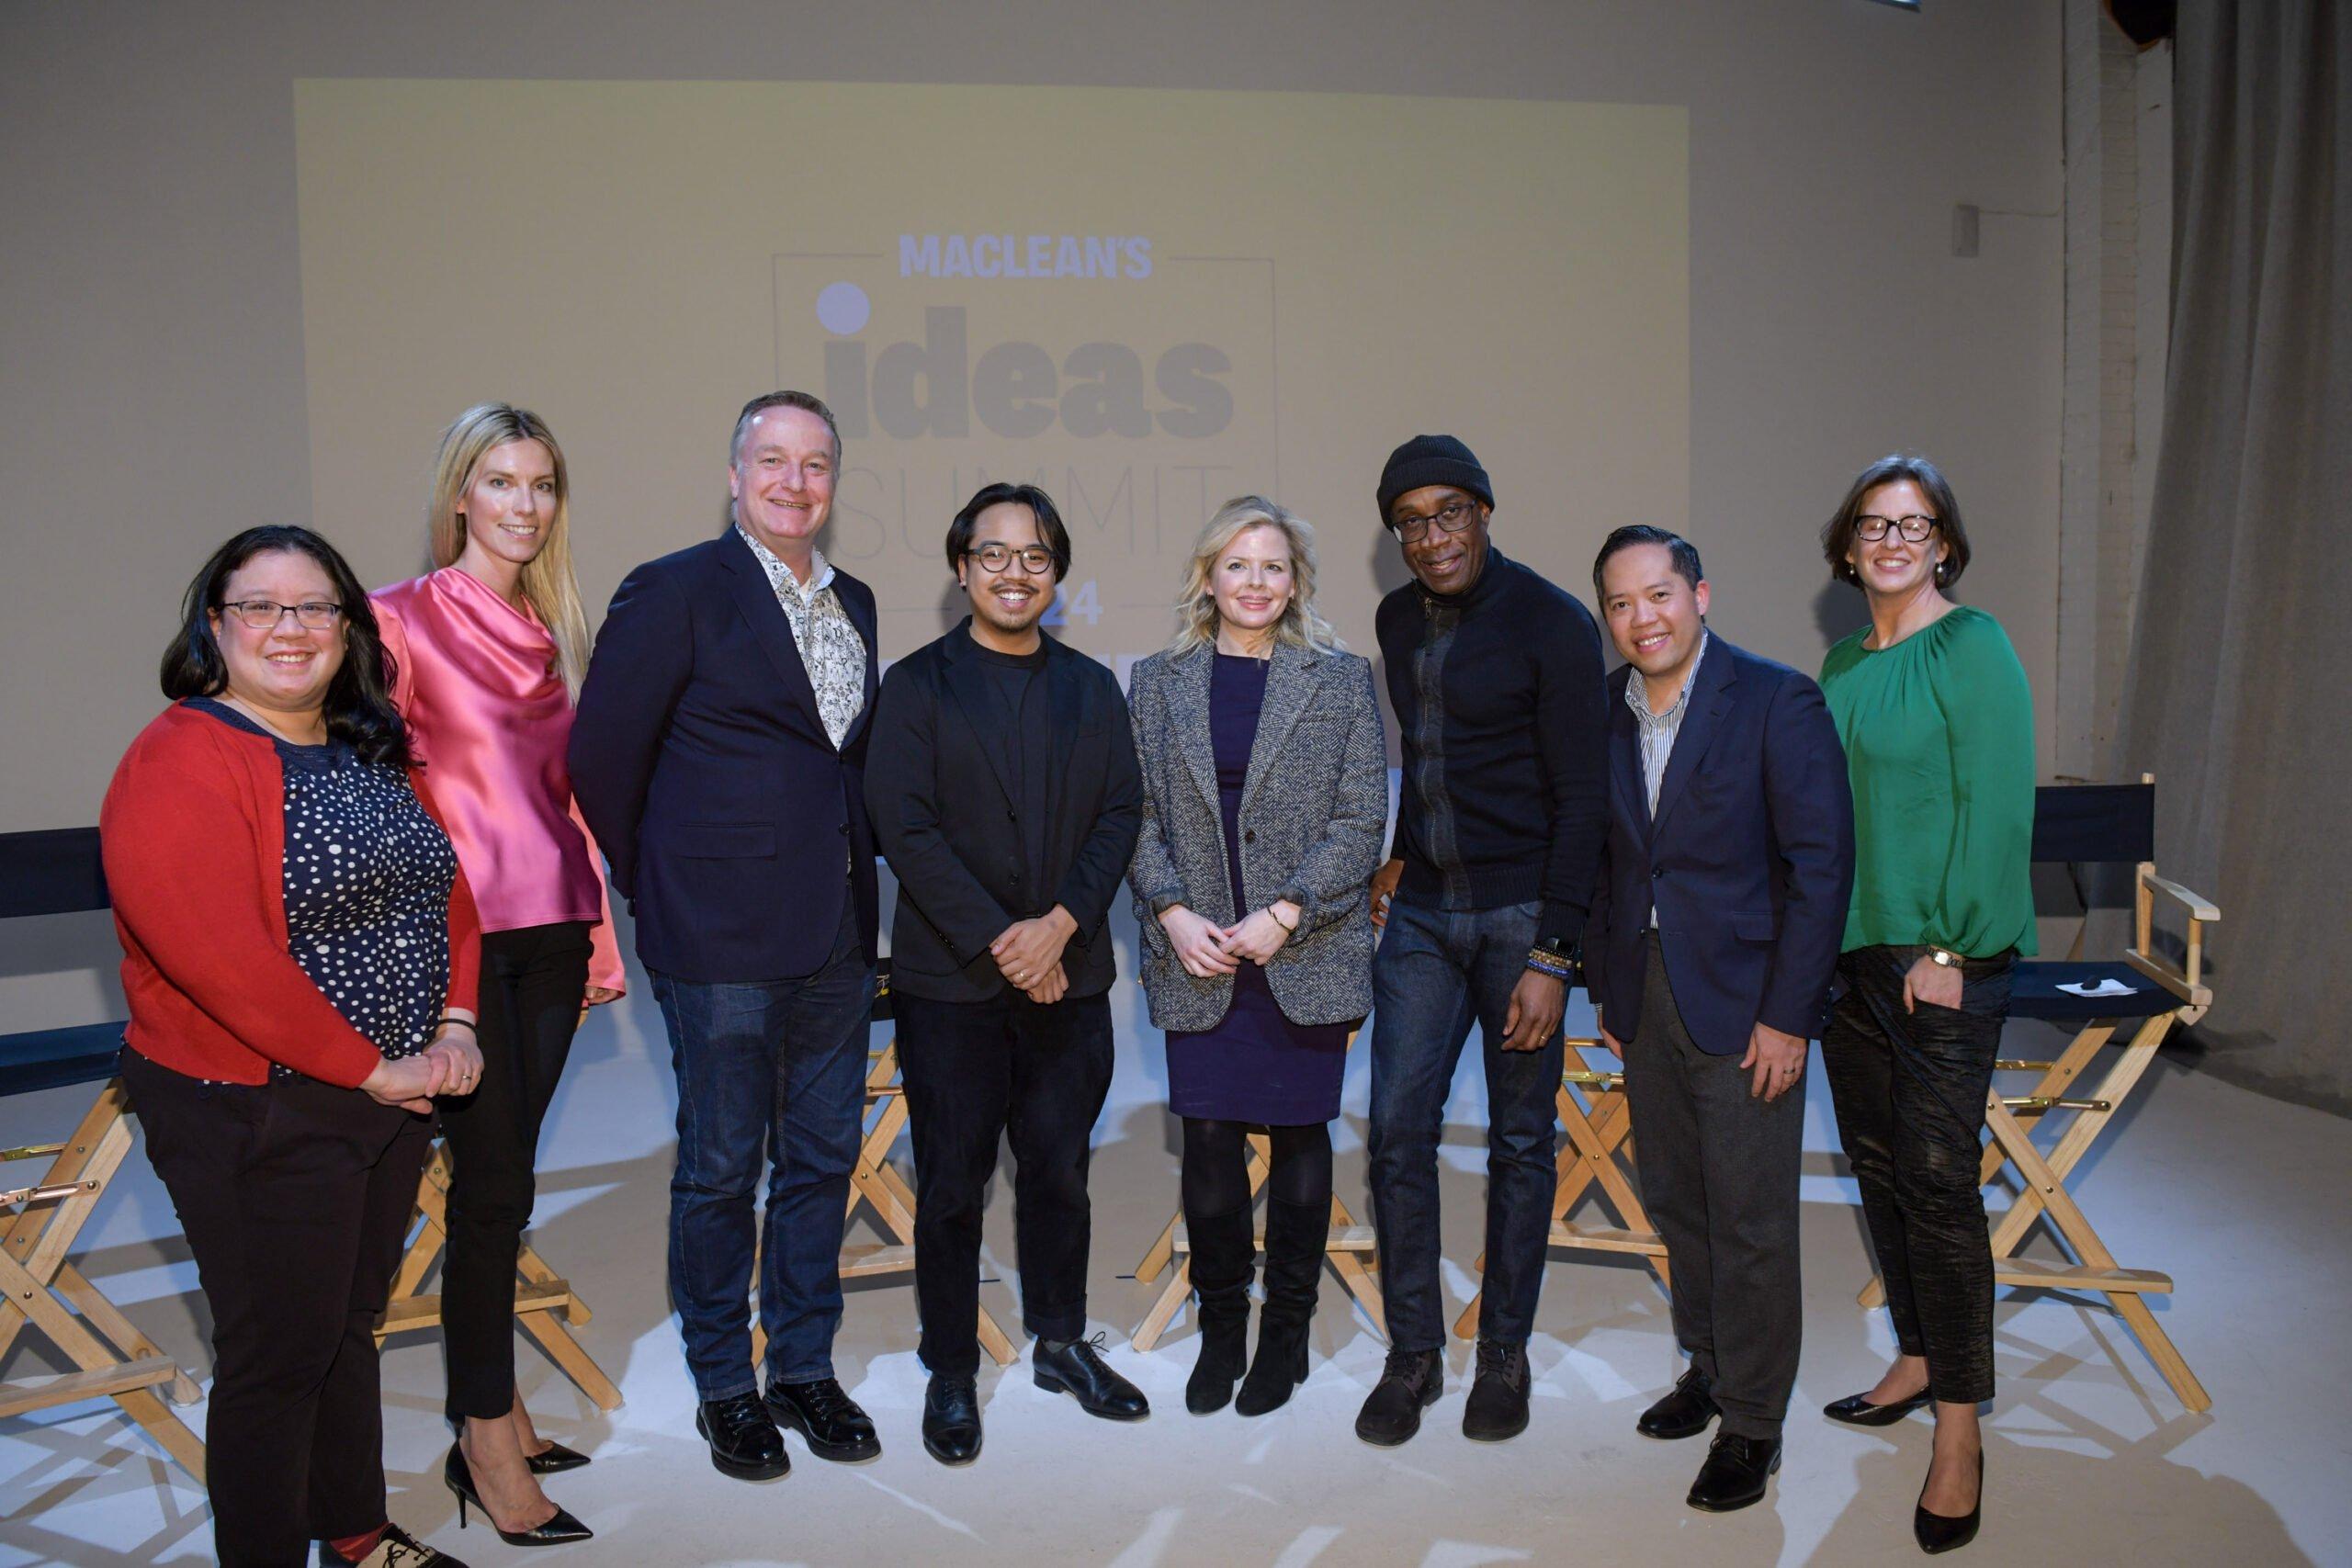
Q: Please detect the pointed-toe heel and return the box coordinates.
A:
[1914,1449,1983,1555]
[444,1445,594,1547]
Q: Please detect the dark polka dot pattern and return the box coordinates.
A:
[193,699,458,1080]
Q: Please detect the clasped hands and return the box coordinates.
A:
[359,1016,485,1113]
[1157,900,1301,980]
[992,905,1080,1003]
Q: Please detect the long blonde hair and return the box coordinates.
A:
[1168,495,1342,657]
[425,403,592,691]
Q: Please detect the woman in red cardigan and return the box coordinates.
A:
[373,404,616,1544]
[104,525,488,1568]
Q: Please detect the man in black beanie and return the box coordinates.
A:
[1356,434,1609,1448]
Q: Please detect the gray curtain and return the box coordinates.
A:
[2110,0,2352,1112]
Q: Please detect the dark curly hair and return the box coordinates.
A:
[1820,453,1972,589]
[160,525,413,768]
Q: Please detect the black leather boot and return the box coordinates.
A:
[1235,1197,1326,1416]
[1183,1202,1257,1415]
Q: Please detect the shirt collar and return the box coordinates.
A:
[1625,628,1710,724]
[735,525,834,599]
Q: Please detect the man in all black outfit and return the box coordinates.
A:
[1587,526,1853,1512]
[1357,434,1611,1449]
[863,482,1148,1466]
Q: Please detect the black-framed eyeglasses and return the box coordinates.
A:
[218,599,345,630]
[965,543,1056,575]
[1853,513,1939,543]
[1386,499,1481,544]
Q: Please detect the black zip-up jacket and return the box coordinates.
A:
[1374,548,1610,948]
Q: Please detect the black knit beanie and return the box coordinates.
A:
[1376,434,1493,524]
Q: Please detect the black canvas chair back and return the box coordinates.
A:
[0,827,209,1477]
[0,829,127,1097]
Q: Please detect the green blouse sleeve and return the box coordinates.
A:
[1926,611,2039,957]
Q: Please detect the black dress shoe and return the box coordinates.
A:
[1353,1348,1443,1447]
[443,1446,593,1546]
[1462,1339,1532,1443]
[1824,1386,1934,1427]
[1686,1432,1781,1513]
[1638,1366,1719,1439]
[1915,1448,1983,1554]
[765,1376,882,1462]
[695,1392,789,1480]
[922,1374,984,1465]
[1033,1333,1150,1420]
[524,1440,591,1475]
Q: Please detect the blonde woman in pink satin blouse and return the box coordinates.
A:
[372,403,618,1546]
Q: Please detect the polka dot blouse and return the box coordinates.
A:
[193,699,458,1079]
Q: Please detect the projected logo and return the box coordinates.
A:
[774,239,1278,655]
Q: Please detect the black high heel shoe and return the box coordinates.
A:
[445,1445,594,1547]
[1914,1447,1983,1554]
[524,1440,592,1475]
[1823,1386,1935,1427]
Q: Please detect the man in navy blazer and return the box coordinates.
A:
[571,390,884,1481]
[1584,526,1854,1514]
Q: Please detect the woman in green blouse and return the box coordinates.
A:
[1815,455,2033,1557]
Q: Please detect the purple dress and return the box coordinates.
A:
[1165,654,1352,1124]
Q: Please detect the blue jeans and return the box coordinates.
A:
[650,899,874,1399]
[1367,899,1564,1352]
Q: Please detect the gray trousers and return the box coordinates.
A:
[1623,933,1804,1438]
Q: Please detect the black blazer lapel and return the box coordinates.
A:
[1648,640,1737,838]
[938,629,1020,810]
[840,581,880,752]
[1241,642,1316,809]
[718,527,831,750]
[1609,677,1651,840]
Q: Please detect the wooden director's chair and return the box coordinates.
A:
[1130,1033,1389,1352]
[753,964,1019,1368]
[378,1141,623,1411]
[1855,777,2217,1411]
[0,828,207,1481]
[1451,1034,1671,1340]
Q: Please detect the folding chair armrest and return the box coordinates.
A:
[2141,871,2220,923]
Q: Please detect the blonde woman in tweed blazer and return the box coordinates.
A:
[1126,494,1387,1420]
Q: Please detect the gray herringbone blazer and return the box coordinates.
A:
[1126,640,1388,1032]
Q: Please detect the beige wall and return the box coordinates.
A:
[1,1,2062,1023]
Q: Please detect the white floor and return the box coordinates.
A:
[3,970,2346,1567]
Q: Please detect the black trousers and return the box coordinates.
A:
[435,921,591,1422]
[123,1049,433,1568]
[1820,942,2015,1406]
[895,988,1114,1377]
[1622,934,1804,1438]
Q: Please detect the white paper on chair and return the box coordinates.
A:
[2057,977,2137,997]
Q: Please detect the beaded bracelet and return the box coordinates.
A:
[1523,948,1575,979]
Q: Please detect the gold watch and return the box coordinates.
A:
[1927,947,1964,969]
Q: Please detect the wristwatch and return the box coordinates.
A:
[1927,946,1964,969]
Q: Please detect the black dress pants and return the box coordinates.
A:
[1622,934,1804,1438]
[435,920,591,1422]
[895,987,1114,1378]
[123,1049,433,1568]
[1820,942,2015,1406]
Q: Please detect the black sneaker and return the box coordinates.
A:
[1462,1338,1532,1442]
[1353,1348,1444,1447]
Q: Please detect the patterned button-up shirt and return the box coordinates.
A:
[736,527,865,750]
[1625,629,1709,924]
